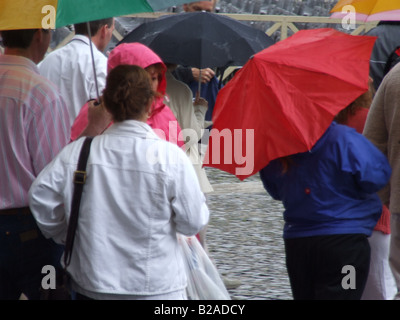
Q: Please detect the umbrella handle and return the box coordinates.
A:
[198,69,202,97]
[87,22,100,102]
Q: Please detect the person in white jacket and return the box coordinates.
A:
[29,65,209,300]
[39,18,114,124]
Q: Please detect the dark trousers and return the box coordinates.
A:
[284,234,370,300]
[0,210,64,300]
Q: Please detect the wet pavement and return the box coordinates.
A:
[204,167,293,300]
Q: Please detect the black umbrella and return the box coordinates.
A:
[118,11,275,69]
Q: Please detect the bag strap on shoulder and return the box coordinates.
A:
[64,136,93,267]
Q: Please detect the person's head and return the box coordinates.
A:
[335,76,375,124]
[183,0,217,12]
[107,43,167,96]
[102,64,156,122]
[74,18,115,52]
[0,29,51,63]
[145,63,165,93]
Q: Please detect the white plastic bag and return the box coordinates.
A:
[177,234,231,300]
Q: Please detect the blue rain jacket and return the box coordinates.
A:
[260,122,391,239]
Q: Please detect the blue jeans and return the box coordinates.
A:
[0,209,64,300]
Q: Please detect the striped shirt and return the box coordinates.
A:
[0,55,70,209]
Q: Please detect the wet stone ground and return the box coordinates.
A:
[204,167,293,300]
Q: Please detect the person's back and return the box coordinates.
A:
[33,122,208,297]
[260,122,391,300]
[366,21,400,90]
[0,55,70,206]
[39,35,106,123]
[261,122,390,239]
[364,62,400,214]
[0,28,70,300]
[364,62,400,299]
[39,19,114,124]
[29,65,209,300]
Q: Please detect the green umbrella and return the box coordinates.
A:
[0,0,197,30]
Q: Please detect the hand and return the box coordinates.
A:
[192,67,215,83]
[85,99,113,136]
[193,91,208,108]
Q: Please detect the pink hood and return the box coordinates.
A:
[107,43,167,96]
[70,42,183,148]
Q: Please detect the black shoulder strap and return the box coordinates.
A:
[64,136,93,267]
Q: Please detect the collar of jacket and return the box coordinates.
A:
[69,34,93,46]
[102,120,160,140]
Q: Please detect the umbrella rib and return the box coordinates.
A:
[250,63,314,150]
[263,60,367,88]
[255,62,367,150]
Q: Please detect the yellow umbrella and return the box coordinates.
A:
[330,0,400,22]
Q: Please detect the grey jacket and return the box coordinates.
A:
[363,63,400,214]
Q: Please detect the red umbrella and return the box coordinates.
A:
[203,28,377,180]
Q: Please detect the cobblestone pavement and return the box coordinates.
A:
[204,167,293,300]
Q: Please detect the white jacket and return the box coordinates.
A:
[29,120,209,297]
[39,35,107,124]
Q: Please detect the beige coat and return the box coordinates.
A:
[363,63,400,214]
[165,71,213,193]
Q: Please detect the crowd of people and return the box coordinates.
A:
[1,0,400,300]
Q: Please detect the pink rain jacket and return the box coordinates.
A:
[70,43,183,148]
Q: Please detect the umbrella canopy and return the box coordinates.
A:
[330,0,400,22]
[203,28,377,180]
[0,0,199,30]
[118,11,275,69]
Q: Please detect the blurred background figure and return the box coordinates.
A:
[366,21,400,90]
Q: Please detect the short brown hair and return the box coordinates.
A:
[335,79,375,125]
[103,65,155,122]
[74,18,114,36]
[1,29,42,49]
